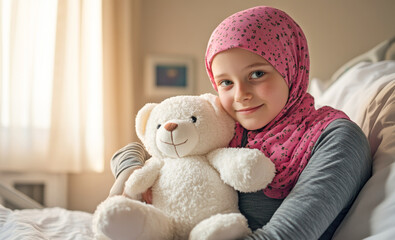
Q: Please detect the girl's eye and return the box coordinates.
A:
[218,80,233,87]
[251,71,265,79]
[191,116,197,123]
[157,124,161,129]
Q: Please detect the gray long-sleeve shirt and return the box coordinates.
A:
[111,119,371,240]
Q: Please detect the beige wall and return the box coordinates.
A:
[68,0,395,213]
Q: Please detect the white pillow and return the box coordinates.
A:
[311,61,395,239]
[311,61,395,123]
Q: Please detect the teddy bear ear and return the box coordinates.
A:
[135,103,157,142]
[199,93,223,115]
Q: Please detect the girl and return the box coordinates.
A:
[110,6,371,239]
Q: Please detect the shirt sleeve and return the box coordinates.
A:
[111,142,151,178]
[244,119,372,240]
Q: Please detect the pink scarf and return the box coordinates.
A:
[205,6,349,199]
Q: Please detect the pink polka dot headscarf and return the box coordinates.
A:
[205,6,349,199]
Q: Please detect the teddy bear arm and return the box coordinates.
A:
[208,148,276,193]
[123,157,163,198]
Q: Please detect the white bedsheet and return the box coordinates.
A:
[0,205,93,240]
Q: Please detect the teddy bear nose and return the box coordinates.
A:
[164,122,178,132]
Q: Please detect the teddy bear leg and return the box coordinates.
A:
[189,213,251,240]
[92,195,173,240]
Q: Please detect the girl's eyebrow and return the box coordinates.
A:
[213,73,228,80]
[245,62,269,69]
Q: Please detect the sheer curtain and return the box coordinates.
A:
[0,0,104,173]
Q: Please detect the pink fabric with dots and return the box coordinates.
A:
[205,6,349,199]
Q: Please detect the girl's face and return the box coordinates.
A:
[211,48,289,130]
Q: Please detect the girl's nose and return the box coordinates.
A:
[235,83,252,102]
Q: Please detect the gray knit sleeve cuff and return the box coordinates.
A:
[111,142,151,178]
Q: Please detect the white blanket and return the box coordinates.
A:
[0,205,93,240]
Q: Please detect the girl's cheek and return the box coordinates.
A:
[218,93,234,115]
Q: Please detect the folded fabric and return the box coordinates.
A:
[313,61,395,124]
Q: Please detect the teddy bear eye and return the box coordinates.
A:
[191,116,197,123]
[157,124,161,129]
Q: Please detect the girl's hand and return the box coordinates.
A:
[122,186,152,204]
[141,188,153,204]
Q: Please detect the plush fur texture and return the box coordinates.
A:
[92,93,276,240]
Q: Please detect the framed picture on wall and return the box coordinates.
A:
[145,55,194,97]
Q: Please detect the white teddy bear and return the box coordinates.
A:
[92,93,275,240]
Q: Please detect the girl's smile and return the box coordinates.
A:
[235,104,264,114]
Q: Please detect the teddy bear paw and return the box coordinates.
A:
[93,196,146,240]
[93,196,175,240]
[189,213,251,240]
